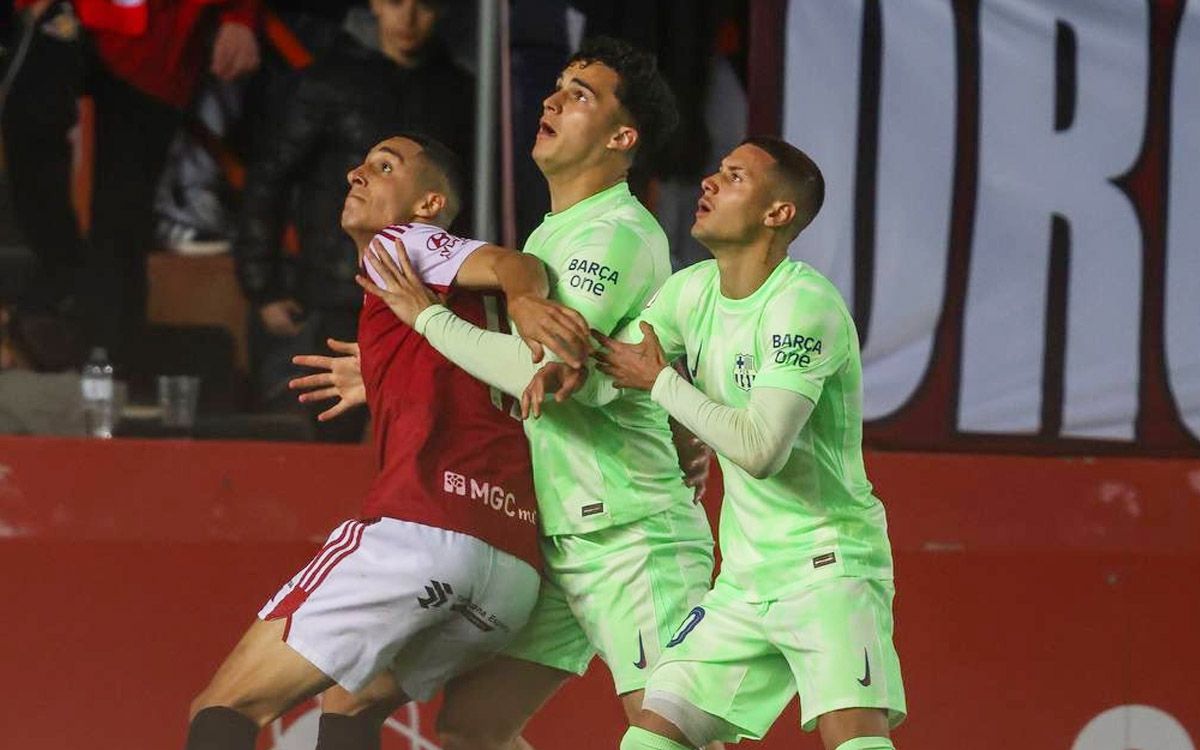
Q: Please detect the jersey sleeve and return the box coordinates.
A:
[548,220,655,336]
[621,267,690,362]
[751,288,852,404]
[366,223,486,291]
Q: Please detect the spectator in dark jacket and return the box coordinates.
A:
[234,0,472,441]
[234,0,473,442]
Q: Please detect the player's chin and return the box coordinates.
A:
[531,141,552,164]
[531,135,562,161]
[340,207,363,232]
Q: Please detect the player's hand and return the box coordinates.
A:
[211,22,260,80]
[520,362,588,419]
[356,238,441,327]
[289,338,366,422]
[592,322,668,391]
[507,294,591,368]
[671,420,713,502]
[260,298,305,337]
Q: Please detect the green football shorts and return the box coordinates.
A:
[503,500,715,694]
[645,574,907,740]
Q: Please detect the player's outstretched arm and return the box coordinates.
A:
[520,280,692,414]
[357,240,559,398]
[288,338,367,422]
[454,245,591,368]
[594,324,813,479]
[652,372,813,480]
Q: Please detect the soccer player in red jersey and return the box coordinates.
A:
[184,133,590,750]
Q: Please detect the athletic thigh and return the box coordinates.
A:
[437,655,573,744]
[191,617,335,726]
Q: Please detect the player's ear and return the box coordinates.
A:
[607,125,638,157]
[763,200,797,231]
[414,191,447,222]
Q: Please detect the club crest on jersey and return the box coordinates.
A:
[732,353,757,390]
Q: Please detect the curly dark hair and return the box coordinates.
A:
[568,36,680,165]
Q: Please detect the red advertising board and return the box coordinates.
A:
[0,437,1196,749]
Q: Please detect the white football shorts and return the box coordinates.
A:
[259,517,540,700]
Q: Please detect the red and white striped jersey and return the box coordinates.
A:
[357,223,540,569]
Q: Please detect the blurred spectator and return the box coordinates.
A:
[234,0,473,443]
[0,305,86,436]
[0,0,261,371]
[153,1,358,256]
[153,77,245,255]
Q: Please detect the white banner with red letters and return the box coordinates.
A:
[783,0,1200,454]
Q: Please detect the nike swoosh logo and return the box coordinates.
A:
[633,631,647,669]
[857,647,872,687]
[689,343,702,379]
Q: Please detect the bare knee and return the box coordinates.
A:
[437,656,568,750]
[321,677,408,729]
[437,710,514,750]
[817,707,890,750]
[188,690,265,728]
[190,678,286,729]
[436,697,536,750]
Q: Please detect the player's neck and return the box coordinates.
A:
[545,163,626,214]
[349,229,375,257]
[713,241,785,300]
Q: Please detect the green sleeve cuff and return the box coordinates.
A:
[413,304,451,337]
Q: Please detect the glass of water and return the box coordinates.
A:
[157,375,201,430]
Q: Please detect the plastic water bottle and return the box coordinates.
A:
[81,347,115,439]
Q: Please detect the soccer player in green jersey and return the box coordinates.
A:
[521,137,907,750]
[349,37,719,750]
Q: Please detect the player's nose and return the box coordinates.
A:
[347,165,366,186]
[701,174,718,194]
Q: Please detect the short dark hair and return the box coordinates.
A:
[568,36,680,164]
[741,136,825,238]
[396,131,465,225]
